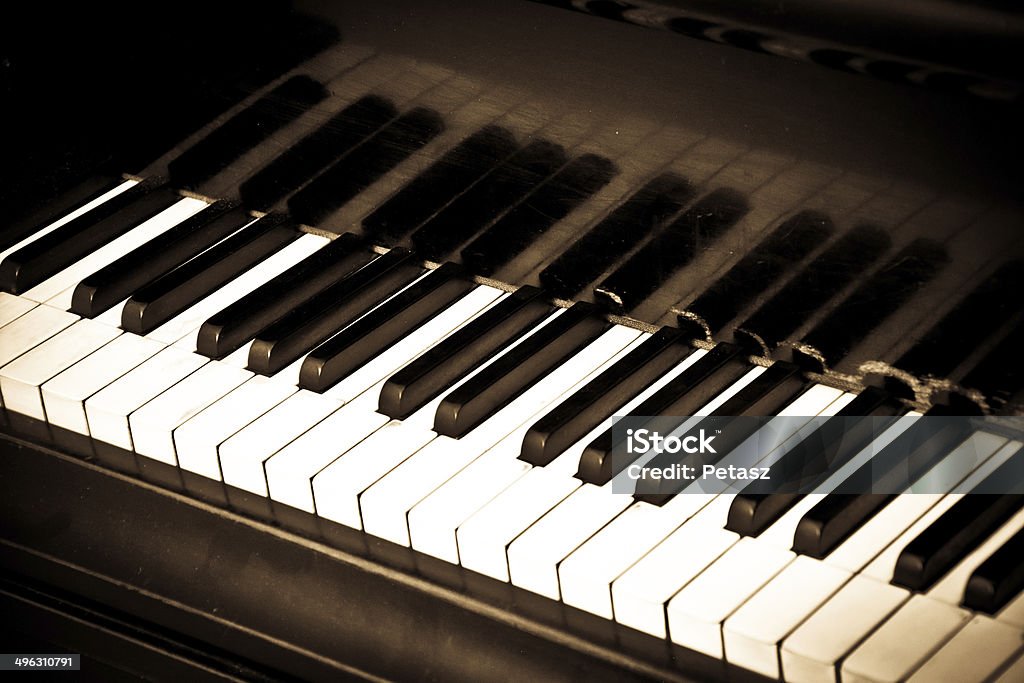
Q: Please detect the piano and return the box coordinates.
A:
[2,0,1023,680]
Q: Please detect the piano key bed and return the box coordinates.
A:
[2,38,1024,683]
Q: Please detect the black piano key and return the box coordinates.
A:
[299,263,473,392]
[167,75,329,189]
[287,107,446,227]
[594,187,749,312]
[247,248,421,376]
[238,95,399,211]
[539,173,695,299]
[893,456,1024,592]
[410,140,568,261]
[797,238,949,369]
[575,343,749,485]
[631,362,808,504]
[675,211,834,339]
[519,326,693,467]
[197,233,374,359]
[792,406,972,559]
[378,286,552,420]
[362,125,519,243]
[121,213,298,335]
[0,175,119,252]
[435,301,608,438]
[0,177,179,295]
[70,200,246,317]
[734,225,891,353]
[895,260,1024,378]
[460,154,617,276]
[725,386,904,538]
[963,525,1024,614]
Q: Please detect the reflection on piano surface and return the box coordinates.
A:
[1,0,1023,680]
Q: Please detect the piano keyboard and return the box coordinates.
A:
[2,39,1024,683]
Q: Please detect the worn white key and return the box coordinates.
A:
[219,389,341,496]
[0,319,120,419]
[84,347,206,450]
[841,595,971,683]
[129,361,252,465]
[0,179,138,264]
[370,326,647,548]
[41,333,166,434]
[147,233,329,348]
[907,615,1023,683]
[268,287,508,513]
[29,197,208,307]
[174,375,299,481]
[0,292,36,328]
[0,305,79,369]
[781,576,909,683]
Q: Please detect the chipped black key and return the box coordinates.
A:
[734,225,890,355]
[197,233,374,359]
[378,286,551,419]
[168,75,328,189]
[796,238,949,371]
[675,210,834,340]
[0,177,179,294]
[520,327,693,467]
[410,140,567,261]
[299,263,473,392]
[363,125,518,243]
[595,187,749,312]
[238,94,399,211]
[248,248,421,376]
[460,153,617,276]
[435,301,608,438]
[288,107,445,227]
[121,213,298,335]
[539,173,694,299]
[71,200,245,317]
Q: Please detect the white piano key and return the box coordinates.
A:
[781,576,909,683]
[407,328,648,563]
[367,325,647,548]
[0,292,36,328]
[0,319,120,419]
[41,333,166,434]
[840,595,971,683]
[577,385,856,626]
[457,348,744,583]
[907,615,1023,683]
[93,296,130,328]
[724,556,851,678]
[314,310,569,534]
[0,305,79,368]
[994,653,1024,682]
[147,232,329,348]
[219,389,341,497]
[174,375,298,481]
[28,197,208,306]
[0,179,138,264]
[128,361,252,466]
[269,288,509,514]
[84,347,207,450]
